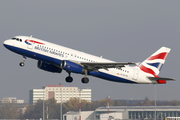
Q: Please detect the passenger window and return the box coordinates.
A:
[20,39,22,42]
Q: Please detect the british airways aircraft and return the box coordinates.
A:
[3,36,175,84]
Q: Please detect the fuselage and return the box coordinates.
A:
[3,36,157,84]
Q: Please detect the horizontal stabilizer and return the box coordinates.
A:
[147,77,175,81]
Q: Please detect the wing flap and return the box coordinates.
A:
[81,62,135,71]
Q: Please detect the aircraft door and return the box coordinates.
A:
[26,35,34,49]
[27,41,34,49]
[132,68,139,80]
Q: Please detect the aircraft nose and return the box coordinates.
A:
[3,40,8,47]
[3,40,8,45]
[3,40,12,48]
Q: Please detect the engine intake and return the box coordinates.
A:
[37,61,62,73]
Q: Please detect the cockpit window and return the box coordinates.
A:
[11,37,22,42]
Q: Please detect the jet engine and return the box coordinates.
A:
[61,60,84,74]
[37,60,62,73]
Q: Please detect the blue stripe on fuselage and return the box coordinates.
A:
[4,44,62,66]
[4,44,138,84]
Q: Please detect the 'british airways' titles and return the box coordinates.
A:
[34,45,64,57]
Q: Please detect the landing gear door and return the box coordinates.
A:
[132,68,139,80]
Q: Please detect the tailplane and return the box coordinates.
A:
[139,47,171,76]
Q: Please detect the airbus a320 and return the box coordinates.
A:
[3,36,175,84]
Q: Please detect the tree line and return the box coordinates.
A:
[0,97,180,119]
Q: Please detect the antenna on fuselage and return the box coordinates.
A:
[26,35,33,43]
[27,35,33,40]
[29,35,33,39]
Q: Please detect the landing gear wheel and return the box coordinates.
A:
[19,62,25,67]
[81,77,89,84]
[19,56,26,67]
[66,76,73,83]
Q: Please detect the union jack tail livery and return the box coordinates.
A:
[140,47,170,77]
[139,47,174,84]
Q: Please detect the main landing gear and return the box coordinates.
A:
[65,69,89,84]
[65,72,73,83]
[19,56,26,67]
[81,69,89,84]
[81,77,89,84]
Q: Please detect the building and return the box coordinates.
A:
[29,85,91,104]
[64,111,95,120]
[63,106,180,120]
[1,97,24,104]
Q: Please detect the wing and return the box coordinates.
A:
[80,62,136,71]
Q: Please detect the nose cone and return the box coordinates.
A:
[3,40,8,46]
[3,40,13,49]
[3,40,9,48]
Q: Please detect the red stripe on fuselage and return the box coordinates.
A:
[25,39,45,45]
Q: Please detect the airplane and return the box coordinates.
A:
[3,36,175,84]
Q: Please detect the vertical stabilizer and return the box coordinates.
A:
[139,47,171,76]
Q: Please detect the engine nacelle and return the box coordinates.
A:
[61,60,84,74]
[37,61,62,73]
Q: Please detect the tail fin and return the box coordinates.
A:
[139,47,171,76]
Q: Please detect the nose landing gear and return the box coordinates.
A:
[19,62,25,67]
[19,56,26,67]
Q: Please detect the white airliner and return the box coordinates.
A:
[3,36,175,84]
